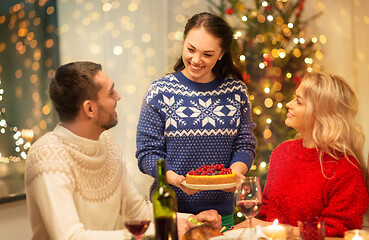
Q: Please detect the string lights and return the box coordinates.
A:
[0,1,58,169]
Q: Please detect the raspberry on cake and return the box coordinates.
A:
[186,164,237,185]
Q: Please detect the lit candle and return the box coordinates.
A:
[352,232,363,240]
[344,229,369,240]
[263,219,287,240]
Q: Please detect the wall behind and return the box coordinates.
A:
[303,0,369,158]
[57,0,210,195]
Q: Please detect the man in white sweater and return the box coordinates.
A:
[25,61,221,240]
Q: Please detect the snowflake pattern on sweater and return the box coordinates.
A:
[136,71,257,215]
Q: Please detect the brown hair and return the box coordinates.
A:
[49,61,102,122]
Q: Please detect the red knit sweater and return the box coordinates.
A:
[258,139,369,237]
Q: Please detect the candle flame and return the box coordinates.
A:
[352,232,363,240]
[273,219,279,225]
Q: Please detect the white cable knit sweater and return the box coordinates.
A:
[25,124,151,240]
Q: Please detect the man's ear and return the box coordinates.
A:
[82,100,97,118]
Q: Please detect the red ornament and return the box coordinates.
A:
[293,75,302,85]
[226,8,233,15]
[263,54,271,63]
[243,73,251,84]
[298,0,306,11]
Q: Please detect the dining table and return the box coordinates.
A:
[141,233,344,239]
[217,226,345,240]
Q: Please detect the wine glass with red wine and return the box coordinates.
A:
[124,196,152,239]
[125,218,151,240]
[235,176,262,239]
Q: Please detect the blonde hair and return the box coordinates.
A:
[299,72,367,181]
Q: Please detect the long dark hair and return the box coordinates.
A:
[173,12,243,80]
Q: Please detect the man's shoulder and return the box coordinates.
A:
[29,131,64,151]
[27,131,71,164]
[25,131,74,184]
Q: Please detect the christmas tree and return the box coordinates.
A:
[207,0,322,185]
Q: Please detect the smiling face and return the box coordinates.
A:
[181,27,224,83]
[94,71,121,130]
[285,85,307,134]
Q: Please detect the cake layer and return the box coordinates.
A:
[186,171,237,185]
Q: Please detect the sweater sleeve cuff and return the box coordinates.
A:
[166,161,174,172]
[231,151,254,171]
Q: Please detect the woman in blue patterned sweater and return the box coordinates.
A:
[136,12,257,229]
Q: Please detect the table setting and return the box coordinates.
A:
[182,175,367,240]
[210,225,268,239]
[137,174,367,240]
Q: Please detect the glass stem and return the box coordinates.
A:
[249,218,254,240]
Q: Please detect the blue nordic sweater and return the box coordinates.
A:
[136,71,257,215]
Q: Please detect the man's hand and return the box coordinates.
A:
[177,210,222,239]
[192,209,222,230]
[166,170,199,195]
[177,218,192,240]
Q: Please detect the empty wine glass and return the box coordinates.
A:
[235,176,262,239]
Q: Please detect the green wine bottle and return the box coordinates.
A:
[152,159,178,240]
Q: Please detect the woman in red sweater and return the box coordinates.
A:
[234,72,369,237]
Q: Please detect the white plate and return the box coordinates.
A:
[210,228,252,239]
[181,180,239,190]
[210,226,268,240]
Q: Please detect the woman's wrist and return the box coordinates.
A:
[166,170,178,186]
